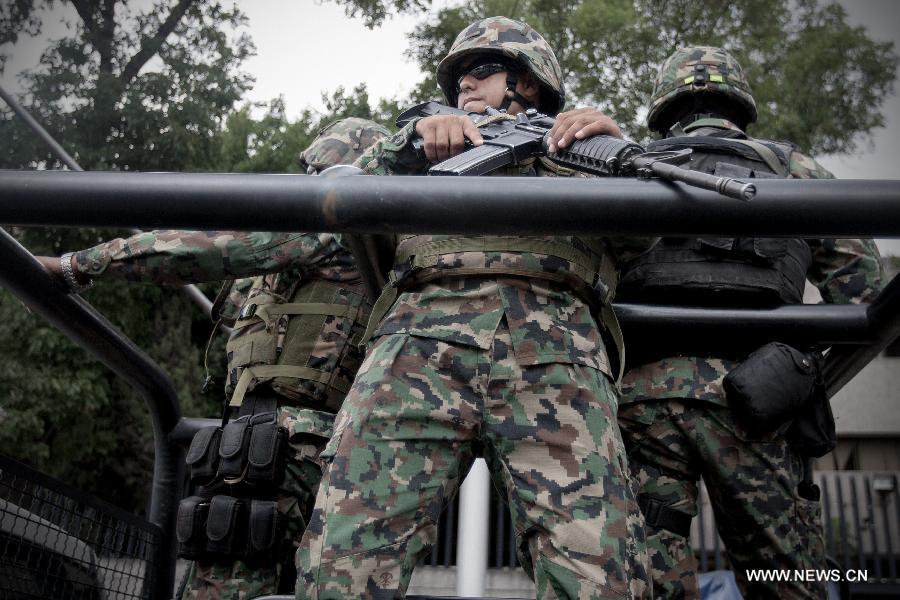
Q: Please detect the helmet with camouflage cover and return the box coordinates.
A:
[436,16,565,115]
[647,46,758,133]
[299,117,391,173]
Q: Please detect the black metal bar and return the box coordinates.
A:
[837,475,850,572]
[0,227,182,600]
[2,170,900,237]
[0,85,83,172]
[615,303,874,347]
[881,484,897,580]
[866,475,884,579]
[825,271,900,397]
[823,476,836,560]
[851,475,866,571]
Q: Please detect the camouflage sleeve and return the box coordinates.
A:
[807,238,884,304]
[72,230,341,284]
[788,149,836,180]
[787,149,885,303]
[353,119,428,175]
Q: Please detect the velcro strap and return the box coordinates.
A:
[229,365,350,408]
[638,493,692,538]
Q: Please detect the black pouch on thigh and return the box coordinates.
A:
[246,412,288,486]
[206,495,248,557]
[176,495,210,560]
[724,342,820,438]
[787,387,836,458]
[246,499,285,563]
[218,411,287,488]
[185,425,221,484]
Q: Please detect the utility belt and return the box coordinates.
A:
[360,236,626,381]
[176,393,296,562]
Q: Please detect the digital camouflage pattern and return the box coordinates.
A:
[299,117,392,174]
[620,89,884,598]
[436,16,565,114]
[647,46,758,133]
[297,320,650,599]
[292,103,654,597]
[617,400,826,600]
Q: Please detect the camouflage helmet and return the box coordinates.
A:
[299,117,391,173]
[436,16,565,115]
[647,46,758,133]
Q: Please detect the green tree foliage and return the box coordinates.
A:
[0,0,253,513]
[400,0,896,154]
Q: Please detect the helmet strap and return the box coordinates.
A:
[498,72,534,113]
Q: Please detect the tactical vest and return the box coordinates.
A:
[225,276,370,413]
[617,131,812,307]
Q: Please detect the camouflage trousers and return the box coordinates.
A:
[295,320,651,600]
[181,406,334,600]
[617,400,826,600]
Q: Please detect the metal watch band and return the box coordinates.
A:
[60,252,93,293]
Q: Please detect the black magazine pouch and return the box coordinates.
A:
[246,412,288,485]
[248,499,285,561]
[206,495,247,557]
[218,416,251,480]
[176,495,210,560]
[186,426,222,484]
[724,342,819,437]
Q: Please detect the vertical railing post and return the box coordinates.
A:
[456,458,490,596]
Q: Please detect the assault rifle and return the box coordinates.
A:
[397,101,757,201]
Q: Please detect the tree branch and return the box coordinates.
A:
[69,0,96,34]
[119,0,194,84]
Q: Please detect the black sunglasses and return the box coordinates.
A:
[456,62,513,90]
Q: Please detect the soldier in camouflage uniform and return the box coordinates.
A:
[615,46,884,599]
[294,17,651,600]
[38,118,391,599]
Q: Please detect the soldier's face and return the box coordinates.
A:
[457,70,509,113]
[457,70,538,114]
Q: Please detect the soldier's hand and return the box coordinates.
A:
[547,108,624,152]
[35,255,63,278]
[415,115,483,163]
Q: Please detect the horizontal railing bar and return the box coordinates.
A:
[1,170,900,237]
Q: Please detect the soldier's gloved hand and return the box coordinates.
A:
[547,108,624,152]
[415,115,484,163]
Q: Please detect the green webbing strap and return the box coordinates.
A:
[728,138,789,177]
[601,303,625,385]
[232,302,360,331]
[360,285,399,348]
[229,365,351,408]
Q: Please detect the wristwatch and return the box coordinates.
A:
[59,252,93,293]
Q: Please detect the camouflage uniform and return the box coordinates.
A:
[295,17,651,600]
[69,119,390,599]
[618,47,884,600]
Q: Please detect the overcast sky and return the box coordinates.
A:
[2,0,898,253]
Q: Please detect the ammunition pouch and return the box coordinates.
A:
[176,495,284,562]
[186,412,287,490]
[637,493,692,538]
[787,390,837,458]
[724,342,822,439]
